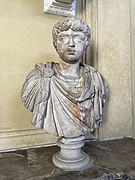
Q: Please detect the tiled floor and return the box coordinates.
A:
[0,138,134,180]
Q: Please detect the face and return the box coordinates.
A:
[56,29,89,64]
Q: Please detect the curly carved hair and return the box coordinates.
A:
[52,16,91,51]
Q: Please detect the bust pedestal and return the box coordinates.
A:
[53,136,93,171]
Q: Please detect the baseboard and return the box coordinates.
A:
[0,128,57,152]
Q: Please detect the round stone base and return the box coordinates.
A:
[52,136,93,171]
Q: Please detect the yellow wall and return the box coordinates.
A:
[97,0,132,140]
[0,0,134,151]
[0,0,62,151]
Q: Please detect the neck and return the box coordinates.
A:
[58,59,81,78]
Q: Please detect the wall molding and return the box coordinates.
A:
[76,0,99,139]
[0,128,44,138]
[85,0,98,67]
[130,0,135,138]
[76,0,98,67]
[44,0,76,16]
[0,128,57,152]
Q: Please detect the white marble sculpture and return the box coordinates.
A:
[21,17,108,171]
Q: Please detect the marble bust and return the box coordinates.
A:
[21,16,108,139]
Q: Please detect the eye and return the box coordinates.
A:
[58,35,69,43]
[73,35,85,43]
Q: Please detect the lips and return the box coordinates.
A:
[67,49,76,55]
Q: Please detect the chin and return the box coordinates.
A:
[66,61,79,64]
[59,54,81,64]
[62,58,79,64]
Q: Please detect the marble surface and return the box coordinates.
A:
[0,138,134,179]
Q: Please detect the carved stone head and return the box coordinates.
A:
[52,17,91,64]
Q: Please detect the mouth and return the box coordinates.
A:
[67,49,76,55]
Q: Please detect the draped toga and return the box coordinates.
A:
[21,62,108,138]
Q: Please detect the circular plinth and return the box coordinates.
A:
[52,137,93,171]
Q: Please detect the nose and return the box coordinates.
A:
[68,37,75,47]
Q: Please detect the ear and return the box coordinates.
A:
[86,40,89,47]
[85,40,90,50]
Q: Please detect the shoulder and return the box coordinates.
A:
[26,62,57,79]
[82,63,107,90]
[35,62,56,78]
[81,63,97,75]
